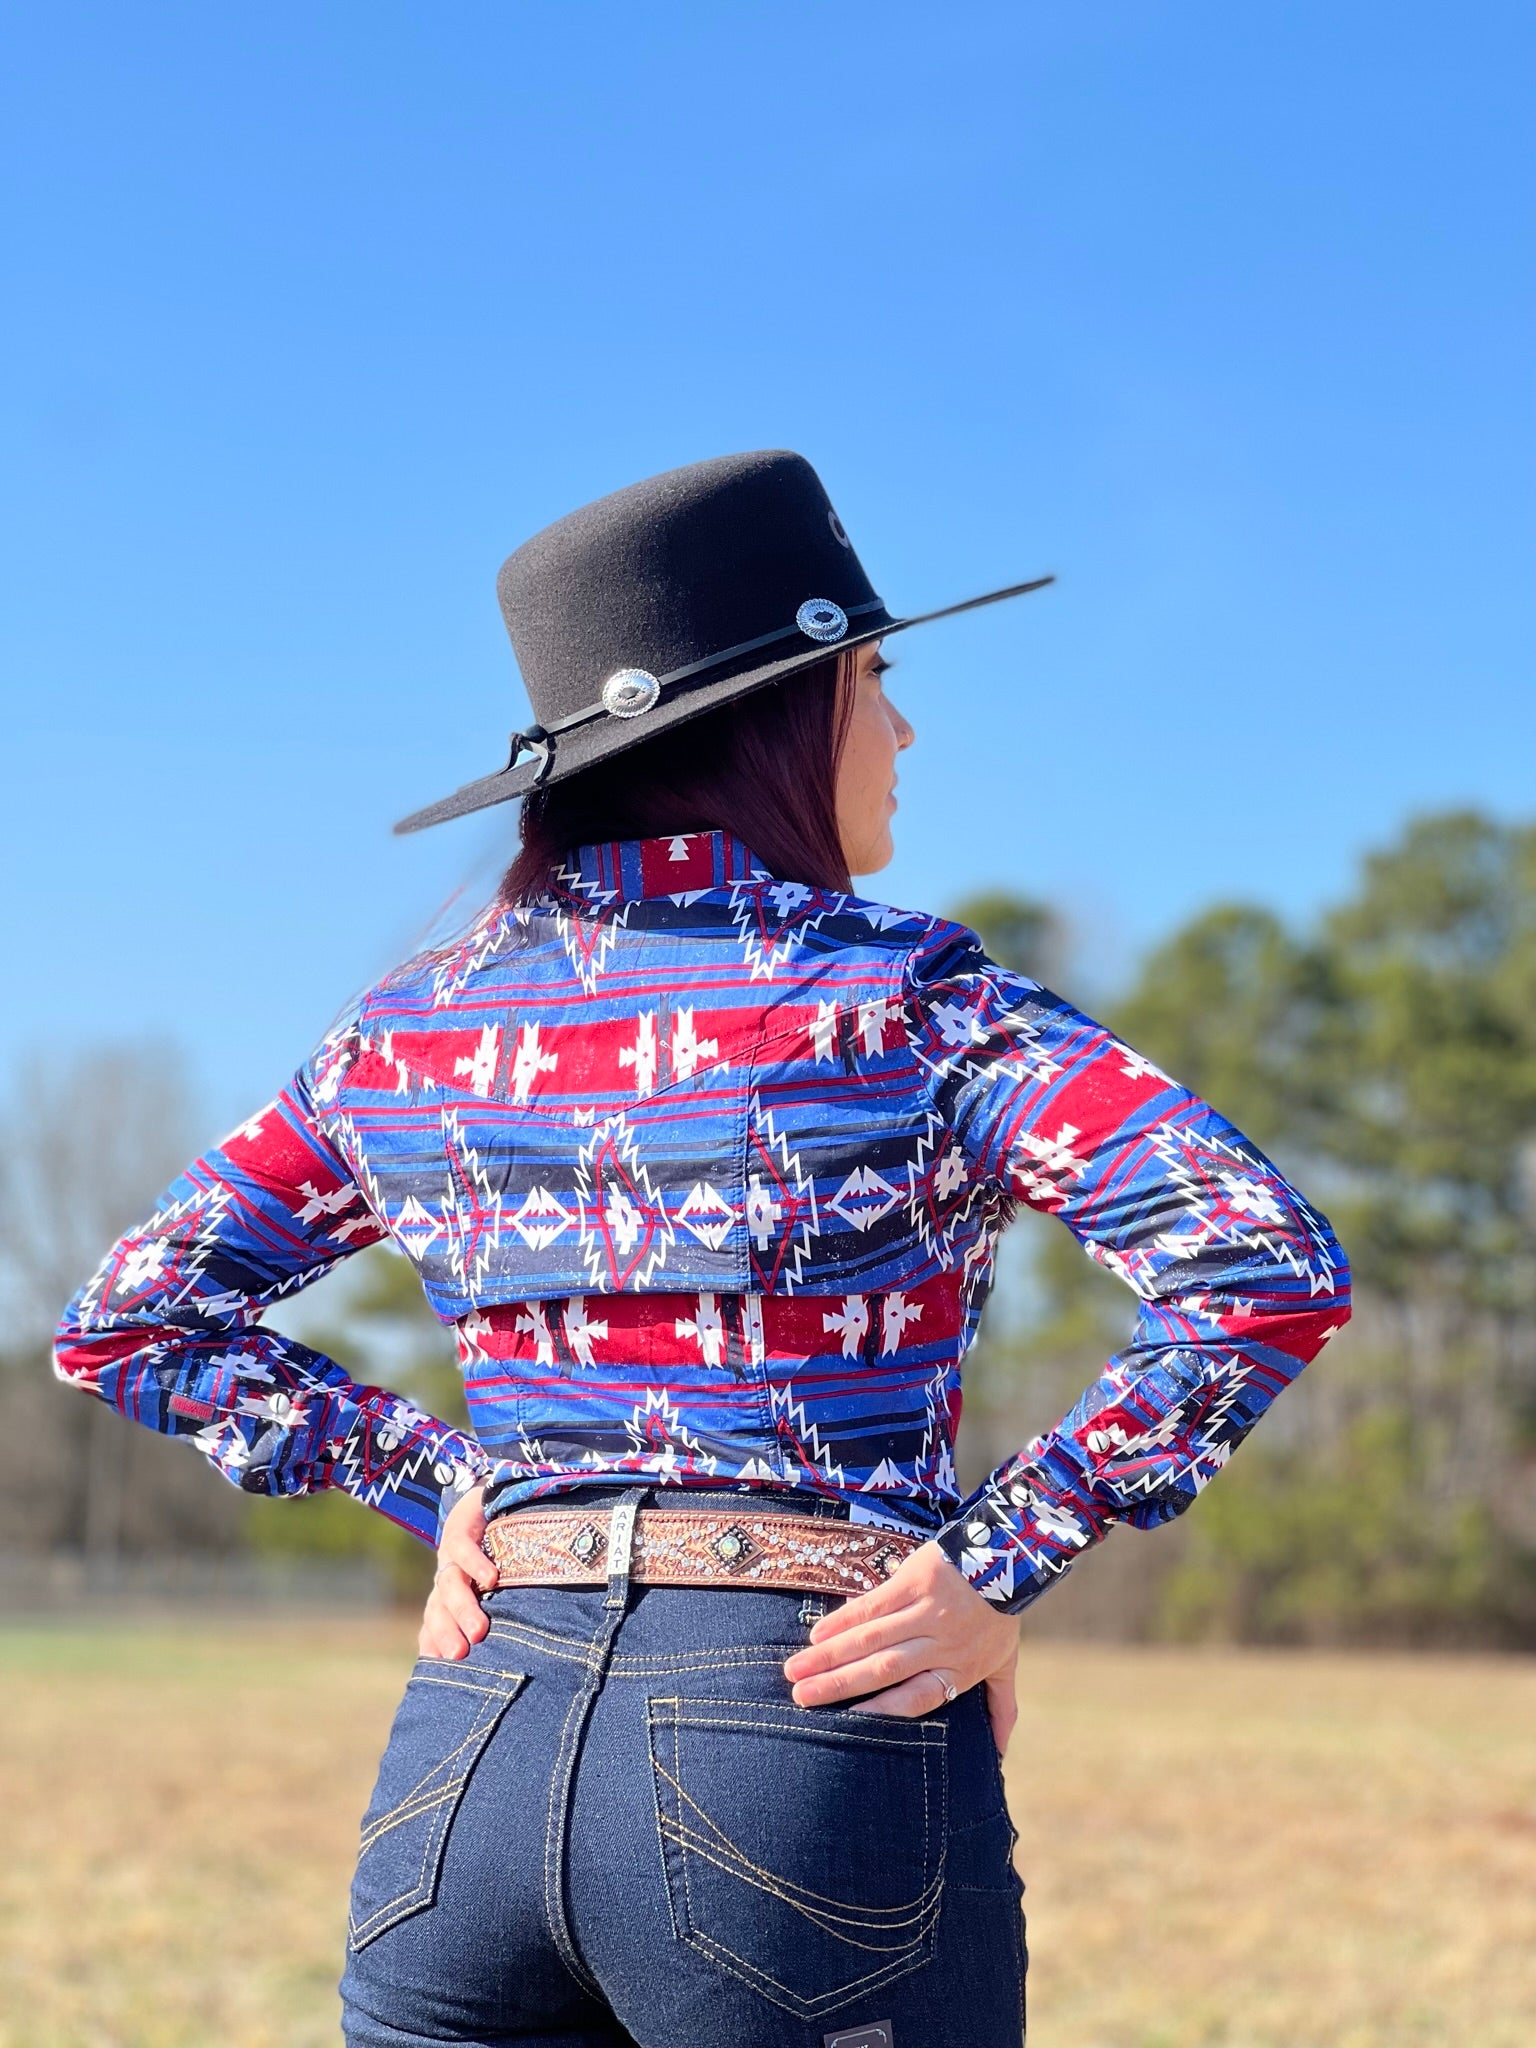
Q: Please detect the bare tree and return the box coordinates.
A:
[0,1041,202,1346]
[0,1043,245,1562]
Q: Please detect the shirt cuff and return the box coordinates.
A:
[936,1438,1112,1613]
[432,1442,494,1543]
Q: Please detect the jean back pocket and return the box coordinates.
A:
[348,1662,527,1952]
[647,1695,947,2021]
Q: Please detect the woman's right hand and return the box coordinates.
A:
[784,1538,1023,1753]
[419,1483,497,1660]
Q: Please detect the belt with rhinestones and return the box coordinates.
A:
[483,1504,920,1598]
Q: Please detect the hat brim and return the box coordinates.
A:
[392,574,1054,835]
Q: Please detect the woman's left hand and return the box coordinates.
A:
[783,1540,1020,1754]
[419,1483,497,1662]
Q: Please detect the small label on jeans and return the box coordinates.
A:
[824,2025,893,2048]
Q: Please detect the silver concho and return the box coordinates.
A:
[601,667,661,719]
[796,598,849,643]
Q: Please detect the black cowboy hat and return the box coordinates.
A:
[394,450,1052,834]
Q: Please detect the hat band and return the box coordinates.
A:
[506,596,888,784]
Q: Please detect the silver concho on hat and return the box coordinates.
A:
[601,667,662,719]
[796,598,849,643]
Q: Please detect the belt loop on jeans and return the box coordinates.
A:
[604,1489,647,1610]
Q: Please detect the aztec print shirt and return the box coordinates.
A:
[55,830,1350,1613]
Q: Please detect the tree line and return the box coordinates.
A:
[2,809,1532,1641]
[958,808,1536,1645]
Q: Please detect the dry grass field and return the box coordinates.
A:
[1,1620,1533,2048]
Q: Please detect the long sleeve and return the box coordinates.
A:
[904,922,1350,1612]
[53,1038,490,1546]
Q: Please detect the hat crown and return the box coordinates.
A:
[495,451,880,724]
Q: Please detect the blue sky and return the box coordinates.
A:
[4,0,1532,1128]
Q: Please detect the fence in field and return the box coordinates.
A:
[0,1549,393,1615]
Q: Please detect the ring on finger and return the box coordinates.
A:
[934,1672,958,1704]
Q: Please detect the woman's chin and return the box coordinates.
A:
[849,829,896,880]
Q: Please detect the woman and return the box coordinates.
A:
[56,451,1350,2048]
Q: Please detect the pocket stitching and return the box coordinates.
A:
[357,1684,519,1849]
[352,1705,496,1945]
[351,1785,451,1948]
[411,1668,523,1696]
[647,1695,948,2019]
[612,1649,810,1677]
[681,1926,942,2021]
[485,1619,592,1665]
[661,1706,946,1748]
[652,1753,943,1929]
[348,1671,526,1951]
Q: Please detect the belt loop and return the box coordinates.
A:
[604,1488,647,1611]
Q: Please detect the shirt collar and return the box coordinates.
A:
[557,830,772,906]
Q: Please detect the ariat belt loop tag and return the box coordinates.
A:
[604,1491,644,1609]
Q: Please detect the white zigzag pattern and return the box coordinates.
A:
[553,868,630,993]
[905,1111,986,1264]
[332,1111,430,1267]
[439,1108,505,1293]
[1143,1121,1342,1297]
[323,1414,474,1508]
[1078,1349,1252,1502]
[746,1098,820,1292]
[307,1021,360,1106]
[574,1113,675,1289]
[75,1181,266,1340]
[913,1351,960,1508]
[429,908,519,1009]
[624,1386,718,1477]
[768,1383,845,1489]
[725,878,834,981]
[906,970,1062,1095]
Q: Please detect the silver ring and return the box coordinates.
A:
[938,1674,958,1704]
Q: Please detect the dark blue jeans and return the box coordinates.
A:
[341,1497,1026,2047]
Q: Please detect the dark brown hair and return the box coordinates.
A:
[500,653,855,903]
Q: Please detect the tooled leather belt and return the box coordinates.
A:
[483,1503,920,1598]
